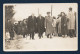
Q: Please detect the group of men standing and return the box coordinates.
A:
[7,7,76,40]
[27,14,45,39]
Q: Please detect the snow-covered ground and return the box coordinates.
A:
[4,33,78,51]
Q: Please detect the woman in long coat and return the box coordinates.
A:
[61,12,67,37]
[22,19,27,38]
[52,17,57,36]
[57,14,62,36]
[17,21,22,35]
[45,12,53,38]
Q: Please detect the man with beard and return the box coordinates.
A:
[37,14,45,39]
[27,13,36,40]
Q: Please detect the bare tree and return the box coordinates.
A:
[5,5,15,32]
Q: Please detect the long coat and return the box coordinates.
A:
[8,21,14,37]
[37,16,45,34]
[35,18,38,33]
[45,16,53,35]
[14,24,18,34]
[22,22,27,35]
[27,16,36,33]
[52,19,57,27]
[61,16,67,35]
[57,17,61,34]
[67,11,75,30]
[17,23,22,35]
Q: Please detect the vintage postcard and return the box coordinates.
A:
[3,3,78,51]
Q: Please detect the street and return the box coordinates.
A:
[5,33,78,51]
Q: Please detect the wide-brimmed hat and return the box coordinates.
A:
[69,7,72,10]
[47,12,50,14]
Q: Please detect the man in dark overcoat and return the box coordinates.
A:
[8,20,14,40]
[17,21,22,35]
[14,23,18,35]
[27,13,36,40]
[22,19,27,38]
[61,12,67,37]
[37,14,45,39]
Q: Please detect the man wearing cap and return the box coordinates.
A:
[67,7,75,37]
[45,12,53,38]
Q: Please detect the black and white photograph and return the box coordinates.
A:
[3,3,78,51]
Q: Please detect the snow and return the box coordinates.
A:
[4,33,78,51]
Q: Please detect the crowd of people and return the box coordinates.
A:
[7,7,76,40]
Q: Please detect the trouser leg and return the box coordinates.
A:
[72,29,75,37]
[9,32,14,40]
[41,32,43,38]
[47,34,49,38]
[32,32,34,39]
[30,33,32,39]
[12,36,14,40]
[74,30,76,37]
[9,32,11,39]
[50,34,52,39]
[68,30,70,37]
[69,29,73,38]
[23,34,25,38]
[54,28,57,36]
[39,31,43,39]
[39,33,41,39]
[71,30,73,37]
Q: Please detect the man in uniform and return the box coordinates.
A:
[45,12,53,38]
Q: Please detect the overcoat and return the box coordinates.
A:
[17,23,22,35]
[45,16,53,35]
[37,16,45,34]
[52,19,57,27]
[61,16,67,35]
[22,22,27,35]
[67,11,75,30]
[57,17,61,34]
[14,24,18,34]
[27,16,36,33]
[8,21,14,37]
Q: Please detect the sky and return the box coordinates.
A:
[4,3,78,21]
